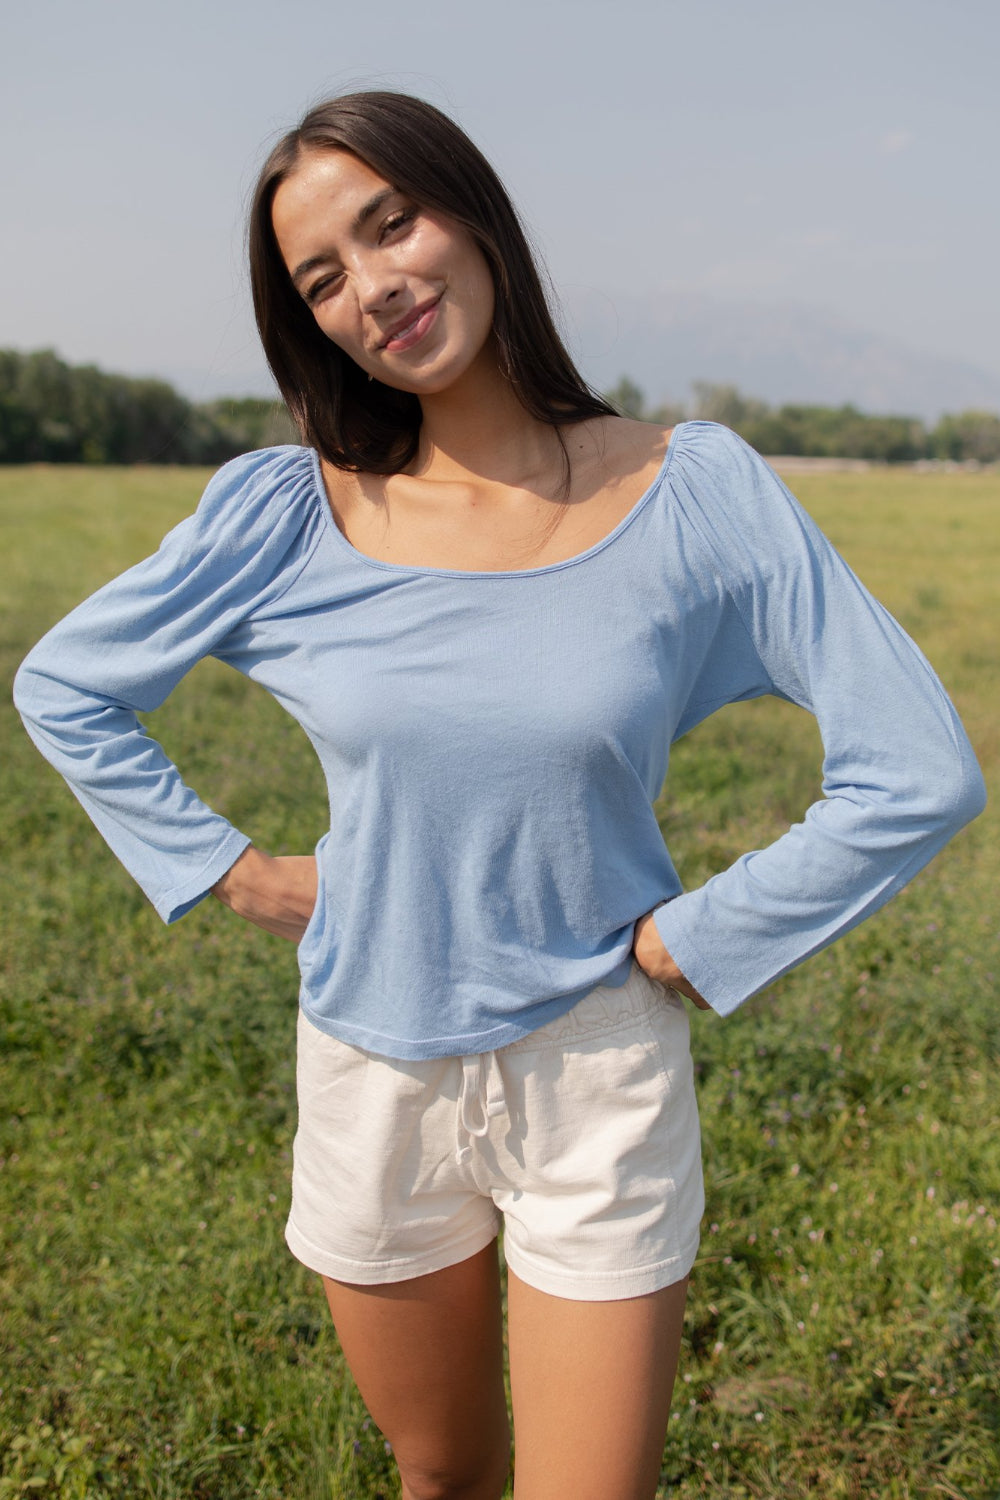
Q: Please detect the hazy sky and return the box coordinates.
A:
[4,0,998,403]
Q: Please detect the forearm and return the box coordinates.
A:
[212,846,318,942]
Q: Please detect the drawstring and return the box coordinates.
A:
[455,1052,506,1165]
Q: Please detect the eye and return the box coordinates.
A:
[378,207,416,242]
[305,271,344,306]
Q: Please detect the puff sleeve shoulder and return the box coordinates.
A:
[653,423,987,1015]
[13,446,321,923]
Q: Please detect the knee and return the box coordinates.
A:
[397,1433,511,1500]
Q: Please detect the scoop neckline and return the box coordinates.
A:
[307,423,683,580]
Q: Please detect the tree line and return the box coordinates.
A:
[0,349,296,465]
[607,378,1000,464]
[3,349,999,465]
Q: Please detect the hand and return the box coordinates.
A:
[212,846,318,942]
[632,907,712,1010]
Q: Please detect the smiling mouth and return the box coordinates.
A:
[379,296,443,352]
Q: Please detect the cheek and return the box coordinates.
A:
[462,256,496,327]
[313,305,361,355]
[422,221,494,313]
[477,280,497,338]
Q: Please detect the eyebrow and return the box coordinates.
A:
[290,187,398,290]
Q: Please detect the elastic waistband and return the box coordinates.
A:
[501,962,681,1057]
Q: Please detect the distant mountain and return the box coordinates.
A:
[561,289,1000,421]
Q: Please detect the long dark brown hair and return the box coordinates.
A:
[248,91,615,473]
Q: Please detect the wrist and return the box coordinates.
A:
[212,845,271,913]
[634,907,711,1009]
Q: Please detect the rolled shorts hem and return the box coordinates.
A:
[284,1215,501,1286]
[287,1210,700,1301]
[503,1231,701,1302]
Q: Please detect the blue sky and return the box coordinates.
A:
[4,0,998,410]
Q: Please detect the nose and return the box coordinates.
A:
[353,256,405,315]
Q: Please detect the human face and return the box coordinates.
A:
[271,148,497,394]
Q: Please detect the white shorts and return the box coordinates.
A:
[285,961,704,1301]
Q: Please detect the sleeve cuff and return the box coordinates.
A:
[154,829,254,924]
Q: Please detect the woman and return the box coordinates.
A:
[14,92,985,1499]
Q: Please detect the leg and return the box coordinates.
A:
[507,1269,689,1500]
[323,1240,511,1500]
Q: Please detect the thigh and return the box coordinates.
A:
[507,1269,689,1500]
[323,1240,511,1500]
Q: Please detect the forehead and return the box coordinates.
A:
[271,148,393,258]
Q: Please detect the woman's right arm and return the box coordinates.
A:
[13,448,320,927]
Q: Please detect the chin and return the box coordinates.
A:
[374,355,480,398]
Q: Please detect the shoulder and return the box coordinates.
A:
[569,415,672,469]
[564,415,674,503]
[189,445,318,532]
[143,445,325,606]
[666,421,803,527]
[666,420,763,480]
[159,444,322,568]
[660,422,835,597]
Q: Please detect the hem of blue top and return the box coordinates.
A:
[297,951,636,1060]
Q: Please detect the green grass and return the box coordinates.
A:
[1,463,997,1498]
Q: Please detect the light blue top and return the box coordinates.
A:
[14,422,986,1057]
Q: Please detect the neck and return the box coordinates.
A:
[411,345,565,492]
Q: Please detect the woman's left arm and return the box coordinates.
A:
[649,424,987,1017]
[633,906,712,1007]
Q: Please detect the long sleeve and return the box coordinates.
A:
[653,424,987,1015]
[12,447,321,923]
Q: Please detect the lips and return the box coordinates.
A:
[378,295,442,352]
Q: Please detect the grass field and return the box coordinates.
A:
[1,461,997,1499]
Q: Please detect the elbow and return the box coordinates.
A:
[12,657,42,731]
[13,653,83,750]
[850,736,988,856]
[921,741,987,842]
[952,758,988,831]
